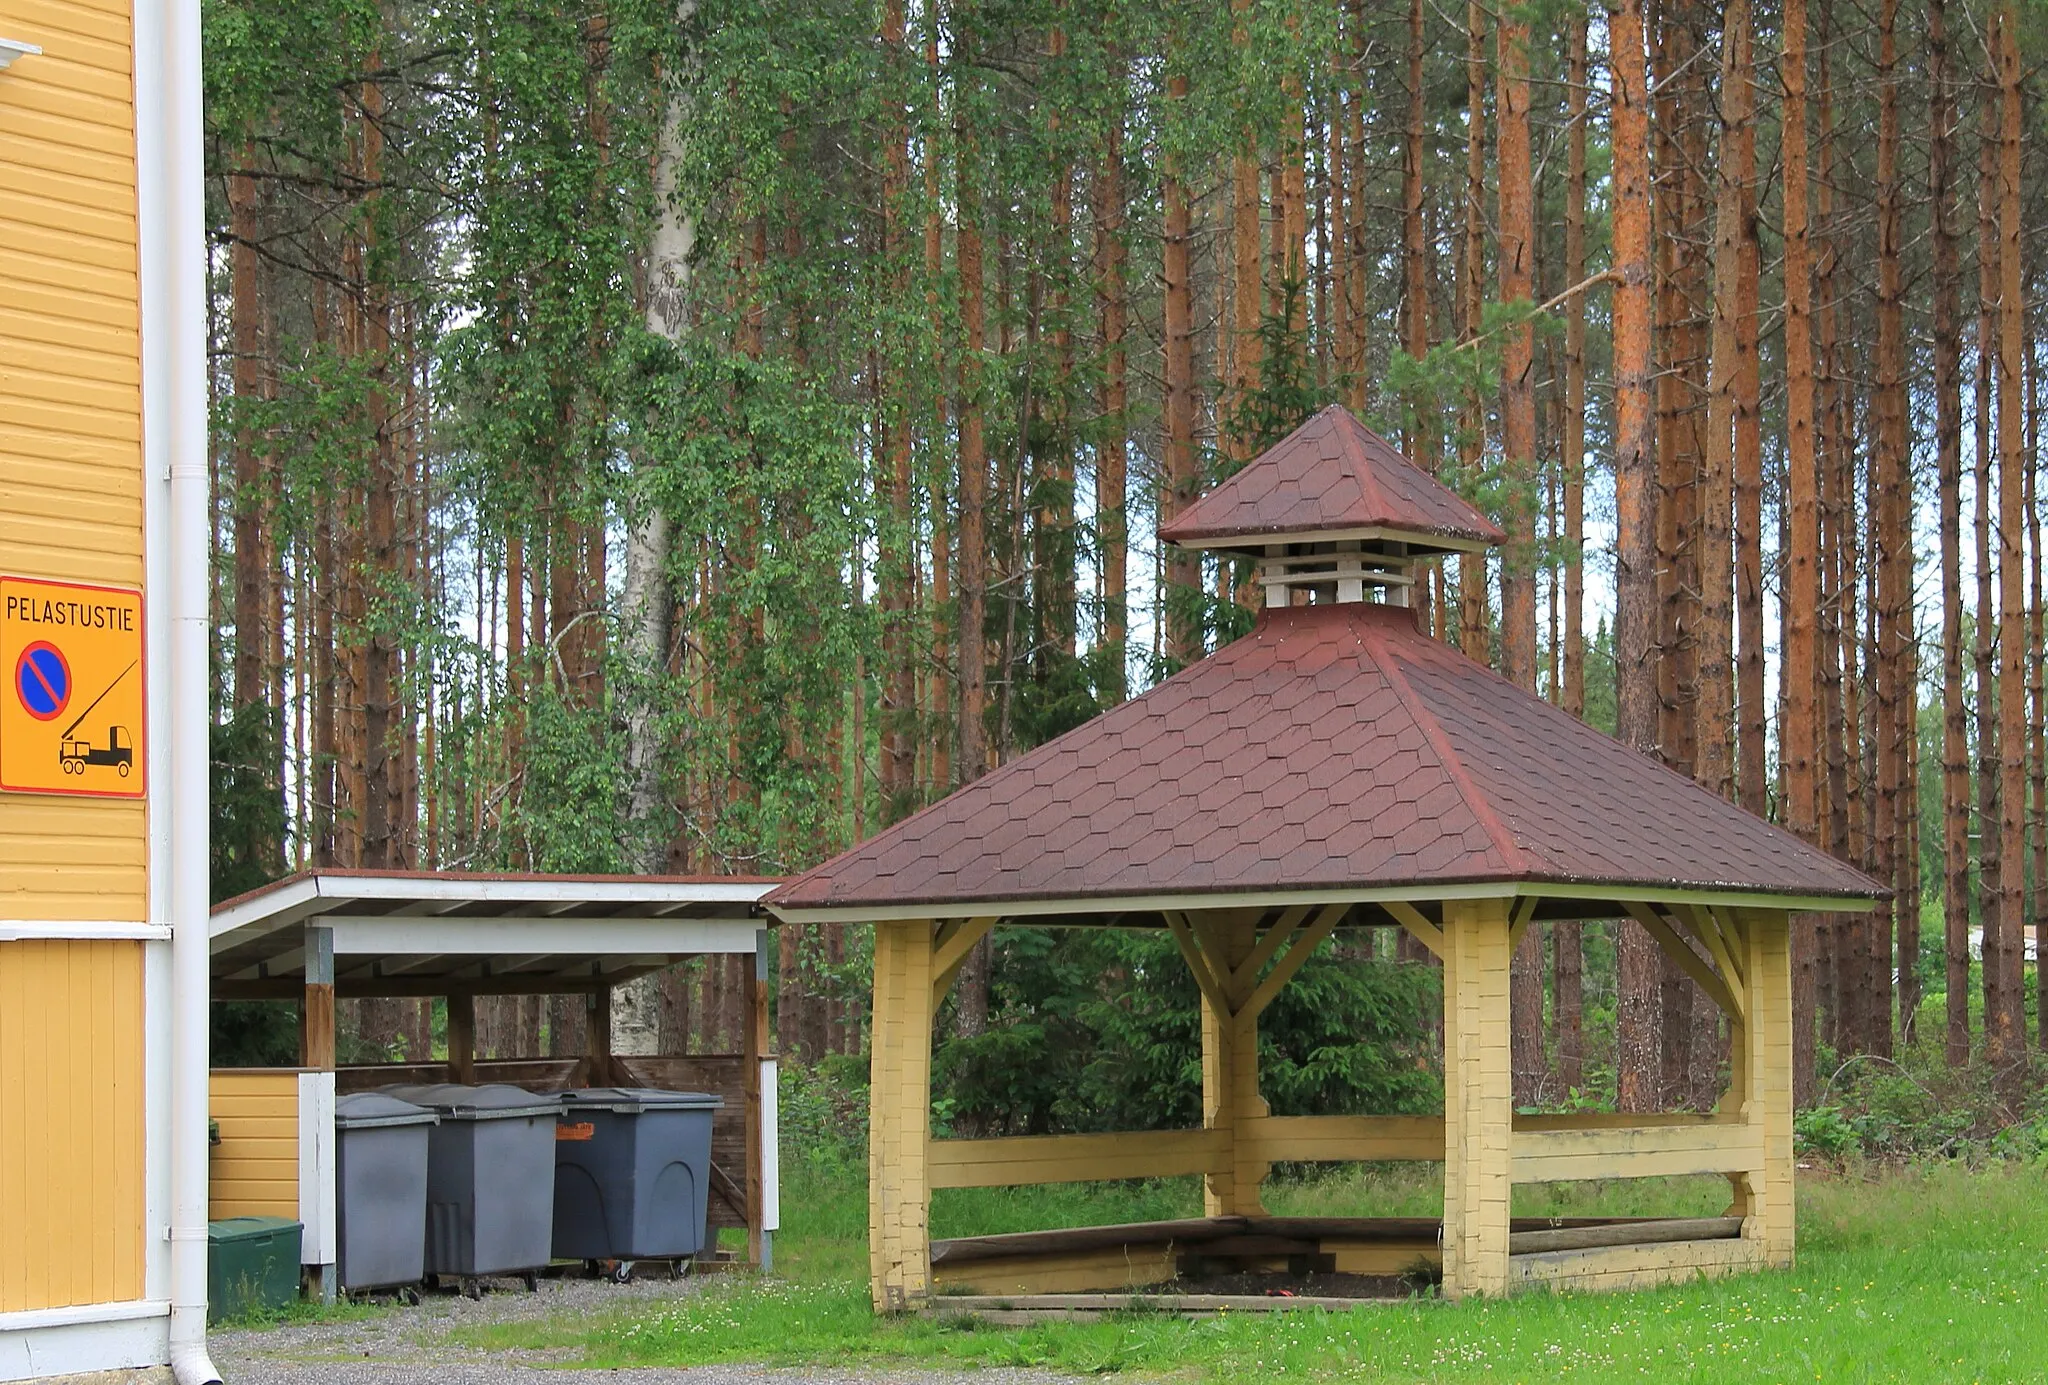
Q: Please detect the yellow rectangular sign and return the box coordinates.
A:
[0,576,146,798]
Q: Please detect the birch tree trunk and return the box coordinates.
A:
[616,23,696,1057]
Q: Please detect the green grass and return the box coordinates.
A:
[449,1159,2048,1382]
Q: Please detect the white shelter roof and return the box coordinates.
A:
[210,869,778,999]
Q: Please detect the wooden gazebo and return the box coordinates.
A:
[765,407,1877,1308]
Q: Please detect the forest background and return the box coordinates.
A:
[203,0,2048,1139]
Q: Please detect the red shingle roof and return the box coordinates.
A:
[1157,405,1507,550]
[766,603,1878,913]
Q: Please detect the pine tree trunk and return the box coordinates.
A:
[229,156,267,716]
[360,55,399,872]
[1993,4,2027,1065]
[1093,83,1129,704]
[1162,66,1202,666]
[1344,0,1370,412]
[1401,0,1435,632]
[1976,68,2004,1055]
[1927,0,1970,1069]
[1611,0,1661,1114]
[1700,0,1751,806]
[955,34,989,784]
[922,38,952,798]
[2029,352,2046,1051]
[1227,0,1261,465]
[878,0,916,819]
[1561,16,1588,716]
[1495,6,1536,691]
[1782,0,1822,1102]
[1458,0,1489,660]
[1872,0,1906,1055]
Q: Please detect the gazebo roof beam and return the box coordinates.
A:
[773,880,1874,927]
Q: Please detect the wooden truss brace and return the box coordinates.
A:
[1508,896,1541,951]
[932,916,999,1006]
[1381,900,1444,959]
[1164,902,1347,1021]
[1622,901,1744,1022]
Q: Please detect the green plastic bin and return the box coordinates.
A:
[207,1216,302,1323]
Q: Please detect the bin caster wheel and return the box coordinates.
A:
[463,1278,483,1301]
[398,1286,421,1307]
[608,1261,634,1285]
[521,1271,540,1293]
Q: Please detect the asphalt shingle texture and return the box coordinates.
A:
[1156,405,1507,548]
[767,602,1879,911]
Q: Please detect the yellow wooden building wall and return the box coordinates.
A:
[0,0,148,923]
[208,1072,301,1221]
[0,940,146,1312]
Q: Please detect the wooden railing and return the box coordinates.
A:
[1511,1118,1763,1183]
[926,1112,1762,1190]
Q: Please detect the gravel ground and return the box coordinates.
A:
[211,1276,1084,1385]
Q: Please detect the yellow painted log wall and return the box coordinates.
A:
[208,1071,301,1221]
[0,939,146,1311]
[0,0,148,923]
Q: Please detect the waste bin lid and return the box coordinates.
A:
[336,1092,439,1130]
[381,1082,562,1121]
[208,1216,302,1244]
[558,1087,723,1114]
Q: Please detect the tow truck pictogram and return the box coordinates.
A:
[56,659,137,777]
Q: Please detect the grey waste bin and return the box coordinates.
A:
[334,1093,437,1291]
[552,1088,723,1262]
[384,1083,561,1282]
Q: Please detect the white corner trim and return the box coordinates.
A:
[0,1300,169,1333]
[297,1071,337,1266]
[0,920,172,942]
[0,1304,169,1382]
[0,38,42,70]
[760,1058,779,1233]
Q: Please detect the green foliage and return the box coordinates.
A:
[211,701,286,905]
[1798,1046,2048,1162]
[933,930,1441,1137]
[211,704,299,1068]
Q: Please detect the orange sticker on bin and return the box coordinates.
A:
[0,577,146,798]
[556,1122,595,1141]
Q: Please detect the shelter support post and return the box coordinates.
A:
[1170,904,1344,1217]
[301,924,335,1071]
[300,924,337,1302]
[446,991,476,1084]
[1193,914,1266,1215]
[745,927,770,1268]
[869,919,937,1311]
[1730,908,1794,1266]
[1442,897,1512,1299]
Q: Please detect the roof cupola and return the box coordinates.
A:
[1157,405,1504,608]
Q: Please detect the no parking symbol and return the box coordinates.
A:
[15,642,70,721]
[0,576,145,798]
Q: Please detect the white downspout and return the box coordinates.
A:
[136,0,222,1377]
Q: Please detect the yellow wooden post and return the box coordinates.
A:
[1732,908,1795,1267]
[869,919,937,1311]
[1194,913,1268,1215]
[1441,897,1512,1299]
